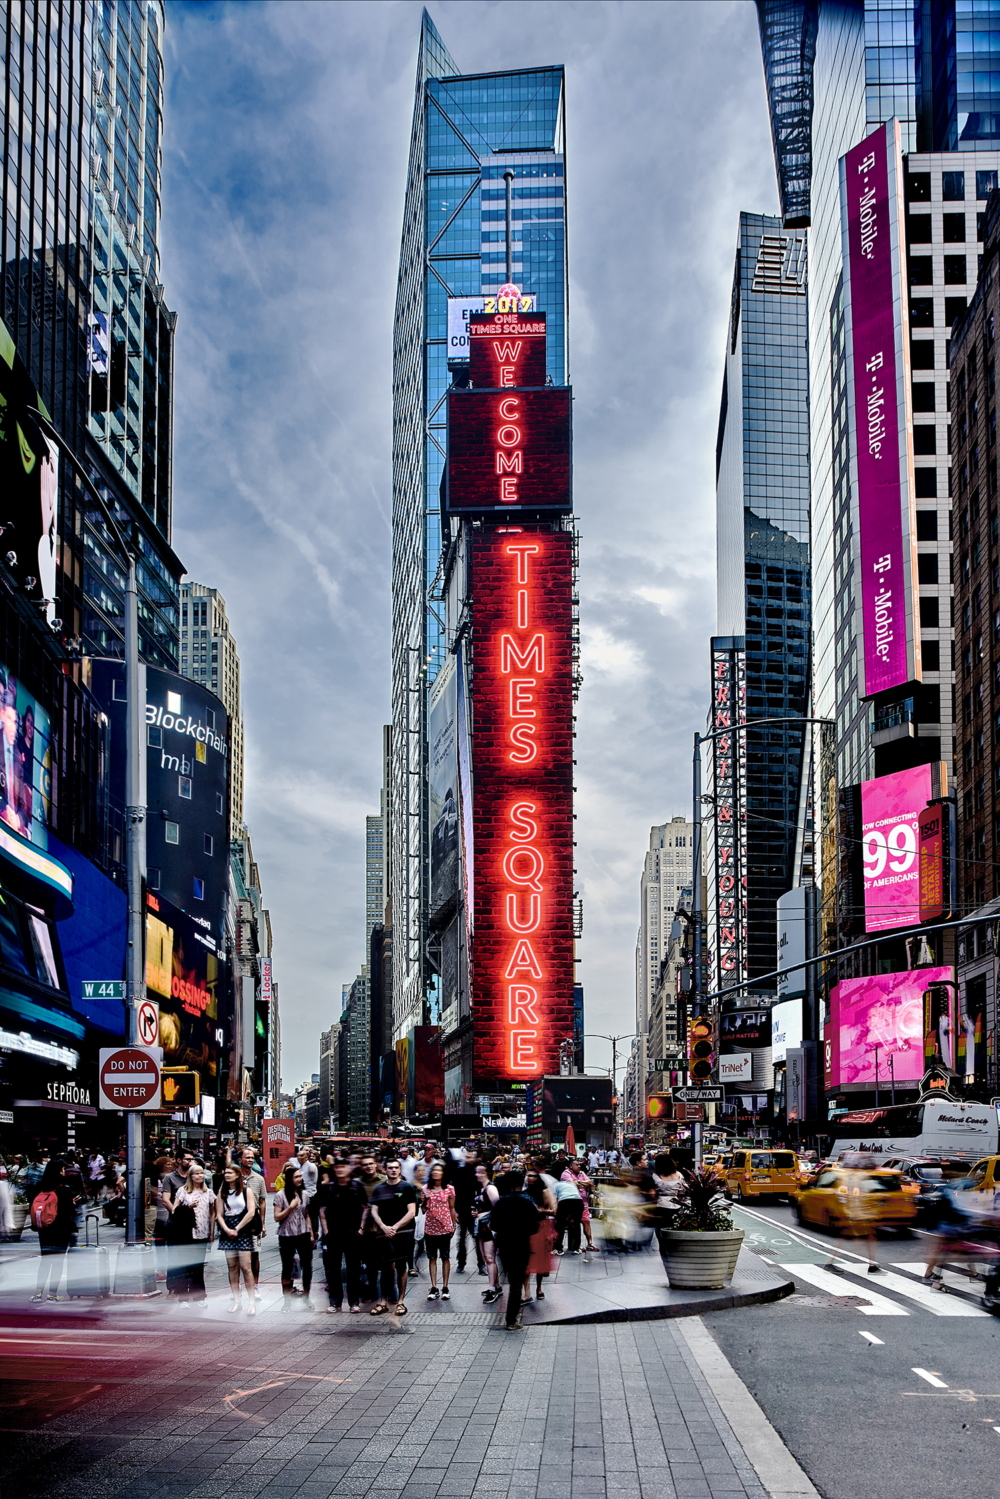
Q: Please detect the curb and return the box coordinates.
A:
[550,1265,795,1325]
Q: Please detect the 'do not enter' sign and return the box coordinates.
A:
[98,1046,163,1110]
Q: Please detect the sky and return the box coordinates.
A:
[162,0,778,1091]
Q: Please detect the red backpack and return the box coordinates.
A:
[30,1191,59,1230]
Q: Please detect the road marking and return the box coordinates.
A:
[733,1201,872,1264]
[893,1262,986,1298]
[781,1261,908,1315]
[993,1426,1000,1435]
[834,1260,989,1317]
[913,1368,948,1388]
[859,1331,884,1344]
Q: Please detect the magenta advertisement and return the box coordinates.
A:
[828,967,951,1088]
[861,764,931,933]
[843,123,915,696]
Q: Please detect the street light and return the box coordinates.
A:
[584,1032,636,1148]
[29,409,147,1246]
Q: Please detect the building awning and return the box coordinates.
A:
[0,825,73,917]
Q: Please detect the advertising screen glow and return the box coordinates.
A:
[841,122,919,695]
[468,311,547,388]
[446,388,572,516]
[861,764,932,932]
[827,967,952,1088]
[470,530,575,1082]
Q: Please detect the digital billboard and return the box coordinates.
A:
[429,656,459,916]
[447,293,536,361]
[0,320,60,624]
[840,122,920,696]
[469,530,575,1082]
[446,387,572,516]
[771,998,802,1063]
[0,656,53,849]
[826,966,952,1088]
[861,764,933,932]
[145,889,224,1090]
[468,311,547,388]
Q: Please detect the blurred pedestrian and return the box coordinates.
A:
[522,1167,556,1302]
[365,1157,417,1315]
[274,1164,315,1309]
[216,1163,259,1314]
[237,1146,268,1286]
[471,1162,501,1305]
[422,1161,458,1301]
[318,1158,366,1313]
[490,1171,540,1331]
[29,1158,78,1302]
[356,1152,386,1300]
[171,1163,216,1302]
[161,1149,198,1295]
[552,1173,584,1255]
[86,1149,105,1203]
[450,1146,483,1274]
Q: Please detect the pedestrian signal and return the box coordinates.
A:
[688,1015,715,1083]
[160,1070,200,1107]
[647,1094,670,1120]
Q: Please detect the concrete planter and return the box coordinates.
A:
[658,1227,744,1289]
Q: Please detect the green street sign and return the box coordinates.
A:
[83,980,125,1000]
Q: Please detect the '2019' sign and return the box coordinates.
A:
[470,530,575,1082]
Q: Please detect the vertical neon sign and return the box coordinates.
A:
[470,529,575,1082]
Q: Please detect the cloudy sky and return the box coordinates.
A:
[163,0,778,1090]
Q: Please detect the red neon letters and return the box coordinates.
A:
[446,387,572,515]
[470,530,574,1083]
[468,310,547,388]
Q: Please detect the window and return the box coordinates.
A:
[920,597,940,627]
[178,775,192,799]
[165,821,179,844]
[112,677,126,700]
[215,793,225,815]
[193,877,205,901]
[922,639,940,670]
[943,213,966,243]
[944,255,968,284]
[204,833,214,856]
[943,171,966,201]
[910,339,935,369]
[906,172,931,201]
[907,215,932,243]
[977,170,998,200]
[913,425,936,454]
[918,554,939,583]
[25,908,61,991]
[912,381,936,412]
[908,257,933,284]
[916,509,938,539]
[147,726,161,747]
[167,691,182,714]
[915,467,938,497]
[206,709,215,731]
[910,297,934,327]
[147,867,161,890]
[945,296,967,325]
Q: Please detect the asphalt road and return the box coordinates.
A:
[704,1198,1000,1499]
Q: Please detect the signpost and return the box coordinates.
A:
[83,980,125,1001]
[673,1085,724,1103]
[98,1047,162,1110]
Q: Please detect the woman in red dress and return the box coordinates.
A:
[522,1166,556,1302]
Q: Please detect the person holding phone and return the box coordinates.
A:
[273,1164,316,1310]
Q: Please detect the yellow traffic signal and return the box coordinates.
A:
[688,1015,715,1083]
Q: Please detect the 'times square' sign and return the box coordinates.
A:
[470,530,575,1082]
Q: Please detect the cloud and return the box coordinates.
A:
[162,0,776,1087]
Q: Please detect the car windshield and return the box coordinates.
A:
[859,1175,902,1193]
[750,1152,795,1169]
[912,1166,943,1182]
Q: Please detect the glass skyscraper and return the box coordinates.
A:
[391,11,568,1045]
[713,212,811,985]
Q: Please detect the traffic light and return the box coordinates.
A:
[647,1094,671,1121]
[688,1015,715,1083]
[161,1070,200,1107]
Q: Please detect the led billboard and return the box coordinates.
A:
[145,888,224,1090]
[468,311,547,388]
[826,966,952,1088]
[861,764,933,933]
[469,530,575,1083]
[840,122,920,695]
[0,657,52,849]
[446,387,572,516]
[429,655,459,916]
[0,321,60,624]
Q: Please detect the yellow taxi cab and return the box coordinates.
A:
[726,1148,800,1202]
[793,1166,917,1234]
[966,1156,1000,1194]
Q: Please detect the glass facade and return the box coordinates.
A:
[715,213,811,984]
[390,13,568,1041]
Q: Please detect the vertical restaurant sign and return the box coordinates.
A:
[260,956,272,1006]
[710,641,747,989]
[841,122,919,696]
[470,530,575,1082]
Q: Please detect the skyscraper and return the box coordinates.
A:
[391,11,568,1050]
[636,818,696,1037]
[179,580,245,839]
[712,212,810,987]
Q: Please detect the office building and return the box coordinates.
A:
[713,211,810,986]
[390,10,568,1055]
[180,581,245,838]
[635,818,695,1048]
[319,1022,340,1129]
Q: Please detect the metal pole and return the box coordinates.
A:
[504,170,514,282]
[125,554,147,1244]
[691,733,703,1169]
[873,1044,880,1110]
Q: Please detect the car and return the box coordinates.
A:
[726,1148,800,1202]
[794,1166,917,1234]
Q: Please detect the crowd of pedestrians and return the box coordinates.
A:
[12,1138,657,1326]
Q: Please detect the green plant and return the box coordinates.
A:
[671,1167,734,1232]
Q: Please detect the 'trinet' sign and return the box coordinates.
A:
[470,530,575,1083]
[446,387,572,516]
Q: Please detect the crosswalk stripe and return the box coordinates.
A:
[780,1261,908,1314]
[833,1260,989,1317]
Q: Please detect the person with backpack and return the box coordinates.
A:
[29,1158,78,1302]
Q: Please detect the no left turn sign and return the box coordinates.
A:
[137,1000,159,1047]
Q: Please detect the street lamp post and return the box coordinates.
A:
[583,1032,636,1149]
[29,410,147,1245]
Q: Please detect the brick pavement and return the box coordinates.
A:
[2,1318,770,1499]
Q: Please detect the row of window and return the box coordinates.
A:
[146,869,207,901]
[162,823,215,856]
[906,169,999,202]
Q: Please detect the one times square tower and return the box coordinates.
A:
[390,11,570,1106]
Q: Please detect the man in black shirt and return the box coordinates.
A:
[489,1172,540,1330]
[449,1147,484,1273]
[365,1157,417,1314]
[317,1159,367,1312]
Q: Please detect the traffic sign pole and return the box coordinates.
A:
[124,558,147,1245]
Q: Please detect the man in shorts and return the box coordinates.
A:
[365,1157,417,1315]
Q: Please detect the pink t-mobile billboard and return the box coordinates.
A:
[827,967,952,1089]
[841,121,920,696]
[861,763,932,933]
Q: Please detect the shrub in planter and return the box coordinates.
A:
[658,1167,744,1289]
